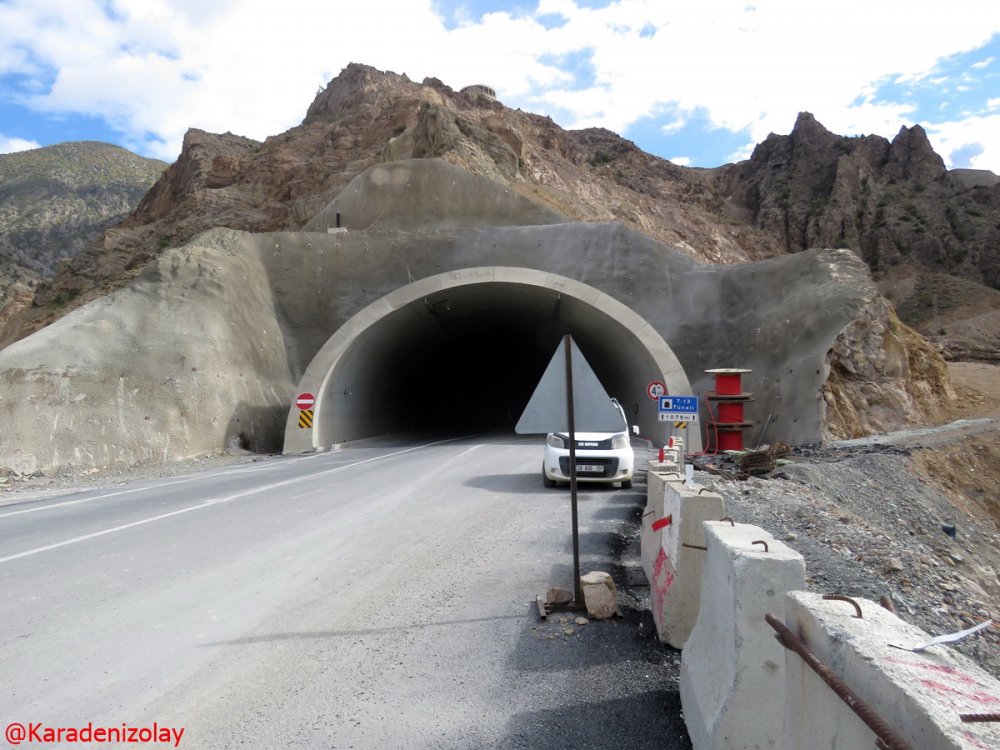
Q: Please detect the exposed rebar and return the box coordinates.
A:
[960,713,1000,723]
[765,613,913,750]
[823,594,863,619]
[751,539,769,552]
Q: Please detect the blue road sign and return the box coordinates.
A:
[659,395,698,413]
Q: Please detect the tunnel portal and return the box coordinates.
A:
[283,268,699,454]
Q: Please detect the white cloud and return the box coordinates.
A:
[926,114,1000,173]
[0,134,41,153]
[0,0,998,171]
[668,156,692,166]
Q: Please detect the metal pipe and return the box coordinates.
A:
[765,613,913,750]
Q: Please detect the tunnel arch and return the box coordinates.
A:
[283,267,700,454]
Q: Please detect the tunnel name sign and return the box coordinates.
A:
[658,395,699,423]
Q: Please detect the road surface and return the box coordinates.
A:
[0,435,689,748]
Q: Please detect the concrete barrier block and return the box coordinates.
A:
[782,591,1000,750]
[640,470,676,577]
[647,458,680,474]
[680,523,805,750]
[641,475,725,648]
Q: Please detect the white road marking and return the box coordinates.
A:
[0,437,466,565]
[0,474,234,518]
[0,439,450,519]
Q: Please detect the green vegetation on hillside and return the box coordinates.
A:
[0,141,166,283]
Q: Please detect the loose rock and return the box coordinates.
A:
[581,571,617,620]
[546,587,573,605]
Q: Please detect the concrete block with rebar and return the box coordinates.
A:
[780,591,1000,750]
[680,522,805,750]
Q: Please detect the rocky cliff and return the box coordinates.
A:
[716,112,1000,286]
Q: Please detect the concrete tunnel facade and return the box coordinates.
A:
[0,159,888,474]
[282,267,698,454]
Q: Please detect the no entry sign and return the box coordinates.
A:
[295,392,316,410]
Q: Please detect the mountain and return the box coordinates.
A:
[0,141,166,341]
[6,64,999,358]
[716,111,1000,287]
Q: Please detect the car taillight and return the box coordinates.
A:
[547,434,567,448]
[612,434,629,450]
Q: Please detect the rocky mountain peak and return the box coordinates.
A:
[791,110,830,137]
[887,123,947,183]
[304,63,418,123]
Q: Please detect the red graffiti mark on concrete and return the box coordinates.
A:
[653,547,667,581]
[651,548,676,617]
[662,568,676,596]
[919,679,1000,707]
[884,657,983,686]
[961,731,995,750]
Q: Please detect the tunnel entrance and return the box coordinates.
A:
[283,268,699,453]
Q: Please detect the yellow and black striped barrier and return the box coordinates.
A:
[298,409,314,429]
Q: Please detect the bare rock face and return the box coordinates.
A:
[823,292,955,439]
[717,112,1000,290]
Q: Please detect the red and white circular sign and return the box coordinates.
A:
[295,392,316,410]
[646,380,667,401]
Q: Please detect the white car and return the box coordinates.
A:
[542,399,635,489]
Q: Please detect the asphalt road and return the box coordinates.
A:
[0,435,690,749]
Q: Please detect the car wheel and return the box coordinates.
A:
[543,466,556,488]
[620,478,633,489]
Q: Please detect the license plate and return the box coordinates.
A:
[577,464,604,473]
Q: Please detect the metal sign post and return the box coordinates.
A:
[563,335,583,605]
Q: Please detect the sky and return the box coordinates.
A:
[1,0,999,173]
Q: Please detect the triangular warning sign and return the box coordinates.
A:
[515,337,626,434]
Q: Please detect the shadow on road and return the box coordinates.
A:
[464,472,546,494]
[500,690,690,749]
[200,613,527,646]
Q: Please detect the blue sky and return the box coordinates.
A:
[1,0,999,173]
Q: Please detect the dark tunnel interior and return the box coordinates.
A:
[320,282,669,444]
